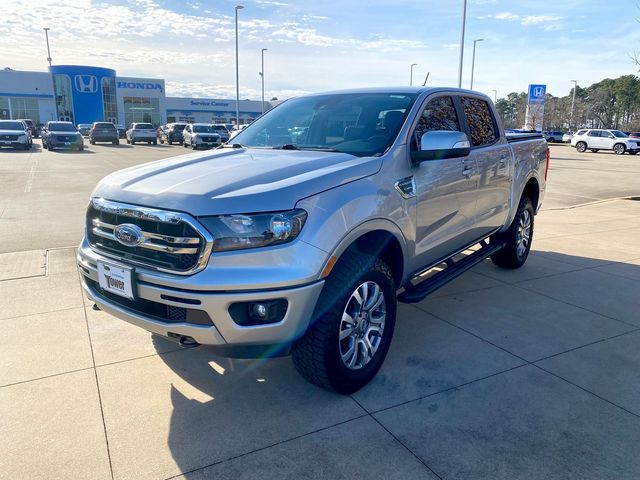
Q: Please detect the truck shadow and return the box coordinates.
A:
[154,250,639,478]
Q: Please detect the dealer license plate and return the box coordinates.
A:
[97,261,134,299]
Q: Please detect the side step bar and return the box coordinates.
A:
[398,239,505,304]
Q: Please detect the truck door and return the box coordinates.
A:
[459,95,512,233]
[411,94,480,268]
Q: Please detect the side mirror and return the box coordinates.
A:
[411,130,471,164]
[609,135,615,139]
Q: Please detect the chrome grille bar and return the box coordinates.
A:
[91,222,199,254]
[92,219,200,245]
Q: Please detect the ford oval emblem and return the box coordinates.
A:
[113,223,144,247]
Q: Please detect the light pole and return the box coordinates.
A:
[259,48,268,115]
[457,0,467,88]
[469,38,483,90]
[491,89,497,104]
[234,5,244,128]
[43,27,52,67]
[569,79,577,131]
[410,63,417,86]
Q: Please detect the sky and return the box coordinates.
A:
[2,0,639,101]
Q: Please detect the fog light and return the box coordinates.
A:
[251,303,268,320]
[229,299,288,326]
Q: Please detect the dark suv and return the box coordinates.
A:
[89,122,119,145]
[42,121,84,151]
[159,123,187,145]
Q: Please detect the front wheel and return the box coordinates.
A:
[490,196,534,269]
[575,141,587,153]
[291,251,396,394]
[613,143,626,155]
[629,150,638,156]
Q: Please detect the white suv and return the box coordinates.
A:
[571,129,639,155]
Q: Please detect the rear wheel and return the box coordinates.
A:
[575,141,587,153]
[613,143,626,155]
[491,196,534,269]
[291,251,396,394]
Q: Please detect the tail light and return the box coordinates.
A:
[545,147,550,180]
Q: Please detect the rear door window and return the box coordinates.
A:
[460,97,498,147]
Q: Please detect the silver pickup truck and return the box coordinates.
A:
[78,87,548,393]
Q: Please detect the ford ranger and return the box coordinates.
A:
[78,87,548,393]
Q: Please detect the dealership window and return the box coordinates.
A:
[102,78,118,124]
[124,96,160,127]
[53,74,74,123]
[0,96,41,123]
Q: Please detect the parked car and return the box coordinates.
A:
[17,118,37,138]
[18,120,33,147]
[628,132,640,139]
[41,121,84,151]
[0,120,31,150]
[182,123,221,149]
[126,123,157,145]
[158,123,187,145]
[543,131,565,143]
[562,132,573,143]
[89,122,119,145]
[571,128,639,155]
[211,124,230,143]
[77,124,92,137]
[78,87,548,393]
[115,124,127,139]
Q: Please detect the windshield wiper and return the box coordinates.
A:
[273,144,341,152]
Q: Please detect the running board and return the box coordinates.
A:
[398,239,505,304]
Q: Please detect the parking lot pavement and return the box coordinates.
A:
[1,143,640,479]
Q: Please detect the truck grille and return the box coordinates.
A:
[56,135,73,142]
[202,136,218,143]
[1,135,19,141]
[86,198,213,274]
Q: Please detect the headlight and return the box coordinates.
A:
[199,209,307,252]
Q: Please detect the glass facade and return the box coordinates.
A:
[52,74,74,123]
[102,77,118,124]
[123,96,160,127]
[0,96,41,123]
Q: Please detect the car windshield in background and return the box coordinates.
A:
[49,123,77,132]
[611,130,628,138]
[193,125,215,133]
[212,126,227,131]
[173,124,186,131]
[135,123,154,129]
[0,121,26,130]
[232,92,418,157]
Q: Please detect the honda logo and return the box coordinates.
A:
[532,87,544,98]
[74,75,98,93]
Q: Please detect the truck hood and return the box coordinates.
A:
[93,148,381,216]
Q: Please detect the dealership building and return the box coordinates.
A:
[0,65,270,127]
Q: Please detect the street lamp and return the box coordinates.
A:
[410,64,417,86]
[259,48,268,115]
[457,0,467,88]
[469,38,483,90]
[569,79,577,131]
[491,89,497,104]
[43,27,52,67]
[234,5,244,128]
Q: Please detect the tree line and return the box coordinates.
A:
[494,75,640,132]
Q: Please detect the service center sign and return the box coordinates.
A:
[528,84,546,104]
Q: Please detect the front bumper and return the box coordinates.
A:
[0,140,27,148]
[77,240,325,350]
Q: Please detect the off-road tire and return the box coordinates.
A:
[291,251,397,394]
[491,196,534,269]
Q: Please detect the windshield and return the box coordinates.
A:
[49,123,77,132]
[193,125,215,133]
[611,130,628,138]
[0,121,26,131]
[212,126,228,132]
[171,124,186,131]
[135,123,154,129]
[232,92,417,156]
[94,123,115,130]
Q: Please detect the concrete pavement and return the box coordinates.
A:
[1,198,639,479]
